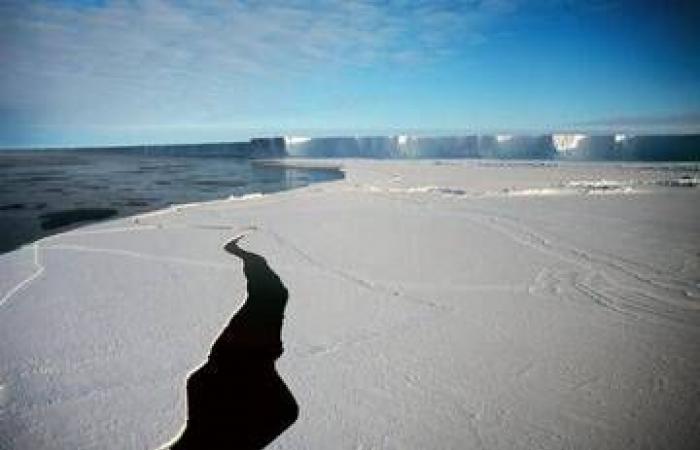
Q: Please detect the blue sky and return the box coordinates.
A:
[1,0,699,147]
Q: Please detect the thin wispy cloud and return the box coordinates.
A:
[1,0,698,146]
[0,0,514,128]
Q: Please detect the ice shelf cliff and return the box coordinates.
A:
[285,134,700,160]
[24,134,699,160]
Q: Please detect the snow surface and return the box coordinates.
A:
[1,160,699,450]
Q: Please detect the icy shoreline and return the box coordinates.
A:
[1,160,699,450]
[0,153,344,254]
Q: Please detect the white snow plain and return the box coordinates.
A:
[1,160,699,450]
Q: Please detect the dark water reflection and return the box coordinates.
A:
[172,237,298,450]
[0,150,342,252]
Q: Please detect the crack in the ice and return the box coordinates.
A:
[170,236,298,450]
[0,243,45,308]
[0,224,256,309]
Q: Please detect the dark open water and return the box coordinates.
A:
[172,237,298,449]
[0,149,342,253]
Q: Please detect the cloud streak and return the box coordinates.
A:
[0,0,515,131]
[3,0,696,146]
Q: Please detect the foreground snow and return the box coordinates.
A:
[1,160,699,449]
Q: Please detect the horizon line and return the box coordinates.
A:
[2,130,700,151]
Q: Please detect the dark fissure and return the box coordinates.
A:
[172,237,298,449]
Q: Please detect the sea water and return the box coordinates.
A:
[0,149,342,253]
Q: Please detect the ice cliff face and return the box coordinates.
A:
[140,134,693,161]
[61,134,698,160]
[67,138,288,158]
[284,134,700,161]
[248,138,286,158]
[284,135,556,159]
[548,134,700,161]
[552,134,587,153]
[552,134,618,160]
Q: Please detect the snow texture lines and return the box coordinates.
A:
[463,209,700,326]
[0,243,45,309]
[42,244,231,270]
